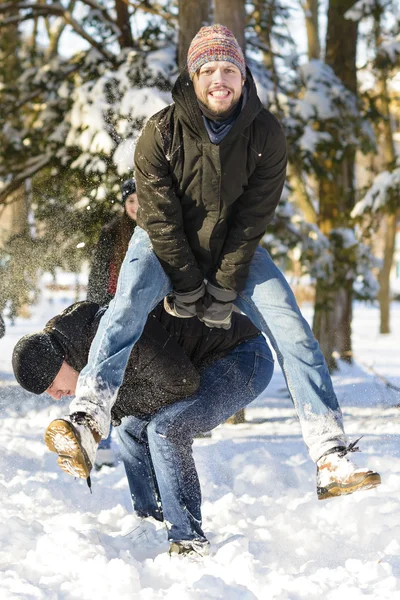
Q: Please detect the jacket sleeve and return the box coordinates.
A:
[87,228,113,306]
[134,116,204,293]
[211,118,287,292]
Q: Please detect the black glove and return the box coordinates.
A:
[198,282,237,330]
[164,282,205,319]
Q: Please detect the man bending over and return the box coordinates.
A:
[13,300,274,556]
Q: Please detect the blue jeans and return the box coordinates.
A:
[116,334,273,542]
[98,426,112,450]
[71,227,346,462]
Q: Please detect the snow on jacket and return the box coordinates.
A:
[134,68,287,294]
[44,301,260,421]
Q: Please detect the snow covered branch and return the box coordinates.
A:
[352,168,400,217]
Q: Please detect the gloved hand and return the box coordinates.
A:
[198,282,237,330]
[164,282,205,319]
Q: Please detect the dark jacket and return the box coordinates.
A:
[87,214,136,306]
[44,301,260,421]
[134,68,287,294]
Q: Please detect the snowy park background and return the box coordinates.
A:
[1,0,400,598]
[1,281,400,599]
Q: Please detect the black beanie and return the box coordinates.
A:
[121,178,136,202]
[12,332,65,394]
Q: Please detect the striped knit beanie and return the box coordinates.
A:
[187,24,246,80]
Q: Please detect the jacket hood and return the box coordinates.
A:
[172,67,264,143]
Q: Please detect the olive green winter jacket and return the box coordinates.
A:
[134,69,287,294]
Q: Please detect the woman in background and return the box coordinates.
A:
[87,178,138,306]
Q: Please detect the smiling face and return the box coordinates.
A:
[192,61,244,117]
[46,361,79,400]
[125,193,138,221]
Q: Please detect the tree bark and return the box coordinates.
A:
[114,0,134,49]
[378,211,399,333]
[313,176,340,370]
[213,0,246,50]
[376,75,396,334]
[373,8,398,334]
[0,1,30,239]
[288,162,318,224]
[304,0,320,60]
[325,0,357,94]
[250,1,284,117]
[312,281,337,371]
[312,0,358,370]
[178,0,210,71]
[0,0,19,82]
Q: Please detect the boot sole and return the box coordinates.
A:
[317,472,381,500]
[44,419,92,479]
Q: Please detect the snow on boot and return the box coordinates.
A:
[169,539,210,557]
[44,413,100,481]
[317,438,381,500]
[94,447,116,470]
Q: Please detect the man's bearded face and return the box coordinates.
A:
[193,61,244,117]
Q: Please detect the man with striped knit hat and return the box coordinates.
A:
[44,25,381,539]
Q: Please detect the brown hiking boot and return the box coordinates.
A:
[317,439,381,500]
[45,414,100,482]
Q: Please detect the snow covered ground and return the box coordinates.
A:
[1,294,400,599]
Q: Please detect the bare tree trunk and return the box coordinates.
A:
[250,1,284,118]
[312,281,337,371]
[1,2,28,238]
[0,1,19,82]
[214,0,246,50]
[325,0,358,92]
[178,0,211,71]
[374,14,397,333]
[313,0,358,370]
[304,0,320,60]
[313,175,340,370]
[115,0,134,49]
[379,211,399,333]
[288,162,318,224]
[379,78,396,168]
[336,145,356,363]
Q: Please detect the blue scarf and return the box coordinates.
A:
[200,96,243,144]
